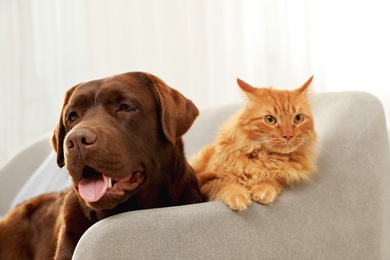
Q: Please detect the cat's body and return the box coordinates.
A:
[190,77,318,211]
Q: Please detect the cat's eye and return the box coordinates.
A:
[265,115,277,125]
[294,114,305,124]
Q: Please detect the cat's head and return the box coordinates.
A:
[237,76,317,154]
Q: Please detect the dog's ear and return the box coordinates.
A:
[146,73,199,145]
[51,85,77,167]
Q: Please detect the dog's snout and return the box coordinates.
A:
[66,128,97,151]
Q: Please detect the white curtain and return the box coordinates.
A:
[1,0,389,166]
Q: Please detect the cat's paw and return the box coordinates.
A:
[251,182,281,205]
[215,184,252,211]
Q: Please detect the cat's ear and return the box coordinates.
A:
[237,78,256,94]
[297,75,314,95]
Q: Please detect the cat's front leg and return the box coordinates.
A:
[251,181,283,205]
[202,180,252,211]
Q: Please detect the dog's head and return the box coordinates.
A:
[52,72,199,210]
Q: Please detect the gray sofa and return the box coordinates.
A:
[1,92,389,259]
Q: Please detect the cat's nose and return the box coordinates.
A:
[283,133,294,141]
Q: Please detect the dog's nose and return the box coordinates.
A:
[66,128,97,152]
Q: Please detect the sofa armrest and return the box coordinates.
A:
[73,92,390,259]
[0,133,52,215]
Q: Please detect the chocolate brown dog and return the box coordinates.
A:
[0,72,204,259]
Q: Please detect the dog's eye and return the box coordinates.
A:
[68,112,79,123]
[119,104,135,112]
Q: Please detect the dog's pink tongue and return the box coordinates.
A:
[78,174,108,202]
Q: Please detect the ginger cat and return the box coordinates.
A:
[190,76,318,211]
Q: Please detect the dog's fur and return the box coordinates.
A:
[0,72,204,259]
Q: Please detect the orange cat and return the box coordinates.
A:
[190,76,318,211]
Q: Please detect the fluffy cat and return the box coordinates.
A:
[190,76,318,211]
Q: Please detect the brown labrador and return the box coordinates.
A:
[0,71,204,259]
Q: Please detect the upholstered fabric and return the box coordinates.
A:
[1,92,389,259]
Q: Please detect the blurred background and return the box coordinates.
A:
[1,0,389,167]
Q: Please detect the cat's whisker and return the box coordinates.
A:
[315,144,332,163]
[299,139,331,163]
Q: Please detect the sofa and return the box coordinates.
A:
[1,91,389,259]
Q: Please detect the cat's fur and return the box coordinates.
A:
[190,76,318,211]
